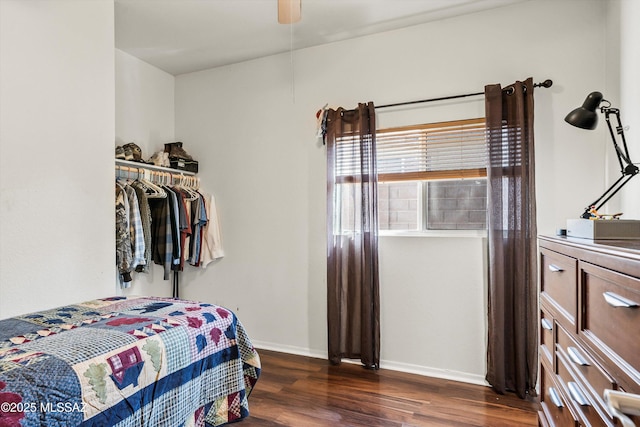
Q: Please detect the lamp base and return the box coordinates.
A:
[566,219,640,240]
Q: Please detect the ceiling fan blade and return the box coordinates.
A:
[278,0,301,24]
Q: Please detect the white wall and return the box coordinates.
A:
[0,0,115,318]
[378,236,488,380]
[115,49,175,159]
[584,0,638,218]
[171,0,613,382]
[619,0,640,217]
[115,48,177,297]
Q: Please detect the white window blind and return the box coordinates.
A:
[376,118,487,182]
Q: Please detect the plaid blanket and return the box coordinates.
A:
[0,296,260,426]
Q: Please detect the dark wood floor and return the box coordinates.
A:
[240,349,539,426]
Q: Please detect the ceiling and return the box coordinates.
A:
[115,0,528,76]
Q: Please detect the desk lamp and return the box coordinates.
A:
[565,91,639,219]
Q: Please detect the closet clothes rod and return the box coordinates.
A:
[116,163,200,189]
[115,159,196,176]
[375,79,553,110]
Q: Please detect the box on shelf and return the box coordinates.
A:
[566,218,640,239]
[169,158,198,173]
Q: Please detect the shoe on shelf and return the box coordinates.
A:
[164,142,193,160]
[123,143,143,162]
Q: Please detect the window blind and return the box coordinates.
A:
[376,118,487,182]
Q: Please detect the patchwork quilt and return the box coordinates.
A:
[0,296,260,427]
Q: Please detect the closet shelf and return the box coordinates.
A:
[115,159,196,176]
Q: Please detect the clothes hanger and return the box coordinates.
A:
[175,174,199,201]
[116,165,133,185]
[139,169,166,198]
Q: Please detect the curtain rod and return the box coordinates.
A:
[376,79,553,110]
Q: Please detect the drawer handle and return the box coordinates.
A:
[603,292,639,308]
[567,346,590,366]
[549,387,564,408]
[604,389,640,427]
[568,382,590,406]
[541,318,553,331]
[548,264,564,272]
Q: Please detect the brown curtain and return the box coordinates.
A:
[325,102,380,369]
[485,78,538,399]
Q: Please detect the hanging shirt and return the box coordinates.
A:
[125,184,146,270]
[201,192,225,267]
[183,192,193,262]
[188,193,208,267]
[164,186,182,267]
[115,182,132,286]
[149,195,173,280]
[131,181,152,273]
[171,188,192,271]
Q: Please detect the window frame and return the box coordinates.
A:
[377,179,488,238]
[375,117,488,237]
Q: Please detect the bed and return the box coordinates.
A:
[0,296,260,426]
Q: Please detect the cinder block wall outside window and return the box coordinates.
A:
[427,180,487,230]
[378,182,418,230]
[378,180,487,231]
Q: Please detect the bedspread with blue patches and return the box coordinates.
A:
[0,296,260,426]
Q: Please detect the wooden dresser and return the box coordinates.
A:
[538,235,640,427]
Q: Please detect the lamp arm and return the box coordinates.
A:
[581,173,638,218]
[577,100,639,219]
[603,108,635,168]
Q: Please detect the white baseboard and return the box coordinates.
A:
[252,340,326,360]
[379,359,489,387]
[251,340,489,387]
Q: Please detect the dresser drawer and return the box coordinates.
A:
[541,247,577,329]
[557,352,613,427]
[540,360,579,427]
[580,261,640,385]
[556,324,616,414]
[540,308,554,366]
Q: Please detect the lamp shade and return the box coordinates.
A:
[564,91,604,130]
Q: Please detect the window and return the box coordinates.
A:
[376,118,487,232]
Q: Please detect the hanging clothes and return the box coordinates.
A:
[131,181,152,273]
[172,188,192,271]
[149,194,173,281]
[188,193,208,267]
[115,165,221,288]
[164,185,182,268]
[115,182,133,286]
[201,192,225,267]
[125,184,146,270]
